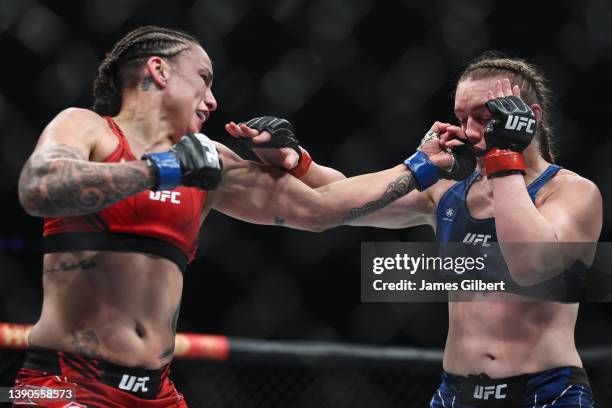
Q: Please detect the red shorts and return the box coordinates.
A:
[12,347,188,407]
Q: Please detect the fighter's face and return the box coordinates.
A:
[453,77,503,156]
[163,45,217,140]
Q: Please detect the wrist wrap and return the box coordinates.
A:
[403,151,439,191]
[484,148,526,178]
[143,152,182,191]
[288,147,312,178]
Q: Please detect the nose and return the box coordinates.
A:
[203,88,217,112]
[465,117,486,149]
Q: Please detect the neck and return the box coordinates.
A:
[113,92,176,153]
[521,141,551,183]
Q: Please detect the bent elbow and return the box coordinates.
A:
[19,189,44,217]
[507,257,560,287]
[18,180,48,217]
[508,266,535,286]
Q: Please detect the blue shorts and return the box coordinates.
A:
[430,366,592,407]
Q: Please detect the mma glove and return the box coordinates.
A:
[239,116,312,178]
[142,133,223,191]
[483,95,536,178]
[403,131,477,191]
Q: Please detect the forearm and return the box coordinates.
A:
[276,165,417,231]
[216,162,418,232]
[19,150,155,217]
[492,175,556,242]
[492,175,560,283]
[316,165,416,227]
[297,161,346,188]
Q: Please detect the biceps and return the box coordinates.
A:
[213,164,322,229]
[540,198,602,242]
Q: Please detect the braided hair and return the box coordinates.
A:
[458,52,556,163]
[93,26,198,116]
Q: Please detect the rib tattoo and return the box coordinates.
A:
[342,173,416,223]
[45,258,97,274]
[159,302,181,360]
[19,143,154,216]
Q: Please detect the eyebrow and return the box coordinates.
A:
[200,68,213,86]
[454,104,490,116]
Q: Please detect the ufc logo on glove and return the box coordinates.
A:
[504,115,536,134]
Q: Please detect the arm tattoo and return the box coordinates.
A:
[71,328,103,359]
[159,302,181,360]
[19,143,155,217]
[342,173,417,223]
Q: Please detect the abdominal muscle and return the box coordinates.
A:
[28,250,183,369]
[443,293,582,378]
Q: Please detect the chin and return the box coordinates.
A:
[192,121,204,134]
[184,124,199,135]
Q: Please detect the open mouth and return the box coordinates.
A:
[196,111,207,121]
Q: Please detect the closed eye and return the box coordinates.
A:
[200,73,213,86]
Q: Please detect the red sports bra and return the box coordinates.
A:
[43,116,207,272]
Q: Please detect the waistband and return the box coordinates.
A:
[23,346,170,400]
[44,232,188,272]
[442,366,589,407]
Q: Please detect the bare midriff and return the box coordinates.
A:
[443,293,581,378]
[29,250,183,369]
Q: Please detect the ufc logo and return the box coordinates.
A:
[505,115,536,134]
[473,384,507,400]
[463,233,491,247]
[118,375,150,392]
[149,191,181,204]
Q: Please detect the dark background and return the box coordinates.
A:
[0,0,611,404]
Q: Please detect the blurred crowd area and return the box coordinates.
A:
[0,0,611,354]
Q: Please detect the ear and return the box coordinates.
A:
[145,56,169,89]
[531,103,542,125]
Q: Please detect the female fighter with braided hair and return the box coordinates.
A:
[232,53,602,407]
[15,25,466,407]
[424,55,601,408]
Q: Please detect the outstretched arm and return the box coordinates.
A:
[209,120,469,232]
[217,120,475,230]
[208,142,422,232]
